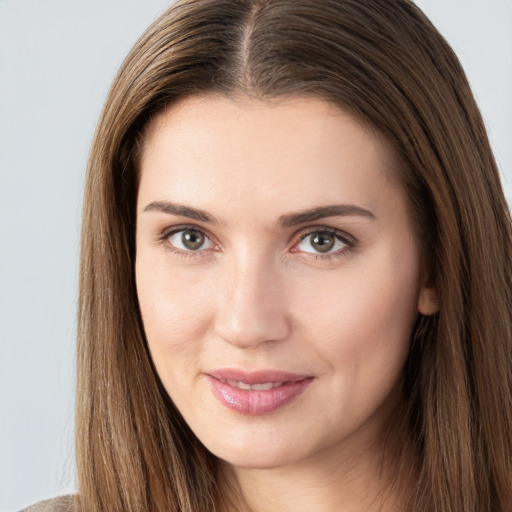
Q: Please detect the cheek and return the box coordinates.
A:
[291,266,420,434]
[295,258,420,376]
[135,257,214,375]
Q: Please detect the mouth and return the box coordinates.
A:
[206,369,313,415]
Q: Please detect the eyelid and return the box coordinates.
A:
[158,224,219,255]
[290,226,357,256]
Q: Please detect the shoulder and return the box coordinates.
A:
[19,495,75,512]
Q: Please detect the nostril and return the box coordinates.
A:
[213,302,290,349]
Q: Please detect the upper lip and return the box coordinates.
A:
[207,368,310,384]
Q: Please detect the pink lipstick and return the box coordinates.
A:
[206,369,313,415]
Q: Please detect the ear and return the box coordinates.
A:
[418,272,439,316]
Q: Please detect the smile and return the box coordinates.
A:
[206,369,313,415]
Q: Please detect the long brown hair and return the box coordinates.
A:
[76,1,512,510]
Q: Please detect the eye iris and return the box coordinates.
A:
[311,233,335,253]
[182,230,205,250]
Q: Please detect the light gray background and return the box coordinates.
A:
[0,1,511,510]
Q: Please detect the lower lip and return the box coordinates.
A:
[206,376,313,415]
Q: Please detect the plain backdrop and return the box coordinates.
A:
[0,1,511,510]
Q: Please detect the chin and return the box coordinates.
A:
[205,437,306,470]
[220,452,294,470]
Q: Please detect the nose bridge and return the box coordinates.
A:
[214,247,290,348]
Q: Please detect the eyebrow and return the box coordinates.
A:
[278,204,375,227]
[143,200,375,227]
[143,200,219,224]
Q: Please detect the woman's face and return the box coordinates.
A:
[135,94,435,469]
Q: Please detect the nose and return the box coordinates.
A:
[213,253,291,349]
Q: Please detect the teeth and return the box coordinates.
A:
[234,380,251,390]
[251,382,276,390]
[223,379,284,390]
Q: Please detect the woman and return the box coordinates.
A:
[24,0,512,511]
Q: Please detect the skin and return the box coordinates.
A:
[135,94,438,512]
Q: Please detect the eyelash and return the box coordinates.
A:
[158,224,357,261]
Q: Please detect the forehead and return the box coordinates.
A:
[137,94,403,221]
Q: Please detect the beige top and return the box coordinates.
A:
[19,495,74,512]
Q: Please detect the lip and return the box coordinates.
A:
[206,369,313,415]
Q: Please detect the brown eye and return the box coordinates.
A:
[167,229,212,252]
[310,233,335,253]
[296,230,348,255]
[182,230,205,250]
